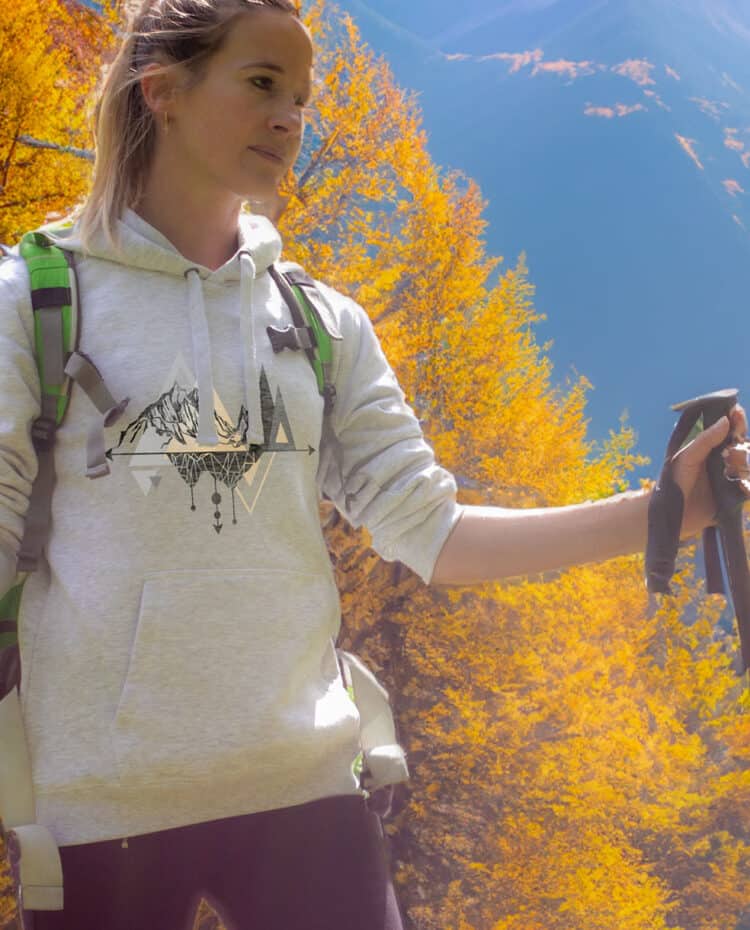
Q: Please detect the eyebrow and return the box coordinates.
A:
[240,60,285,73]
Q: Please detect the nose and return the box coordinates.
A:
[270,101,304,136]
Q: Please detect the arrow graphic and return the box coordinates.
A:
[105,446,316,459]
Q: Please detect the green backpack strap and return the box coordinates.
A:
[266,264,342,415]
[14,230,130,565]
[21,231,79,420]
[0,584,24,686]
[16,232,79,576]
[0,232,129,695]
[0,232,76,694]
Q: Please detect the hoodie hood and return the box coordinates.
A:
[45,208,282,283]
[45,208,283,445]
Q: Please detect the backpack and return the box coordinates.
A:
[0,228,408,912]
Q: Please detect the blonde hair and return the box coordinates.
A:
[76,0,301,247]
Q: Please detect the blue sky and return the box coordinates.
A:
[317,0,750,487]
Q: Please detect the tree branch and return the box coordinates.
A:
[0,192,68,209]
[296,127,341,193]
[1,127,22,191]
[17,135,94,162]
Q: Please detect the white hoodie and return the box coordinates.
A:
[0,209,460,846]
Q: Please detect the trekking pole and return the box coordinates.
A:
[646,388,750,681]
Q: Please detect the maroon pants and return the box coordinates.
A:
[31,795,405,930]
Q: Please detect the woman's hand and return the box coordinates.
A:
[672,403,748,539]
[432,402,749,586]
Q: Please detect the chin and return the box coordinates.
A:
[247,199,285,223]
[239,179,281,201]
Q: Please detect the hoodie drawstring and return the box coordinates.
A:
[239,250,264,445]
[184,255,264,449]
[184,267,219,446]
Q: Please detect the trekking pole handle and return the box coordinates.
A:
[695,391,750,672]
[698,393,744,523]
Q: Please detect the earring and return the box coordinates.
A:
[163,111,170,134]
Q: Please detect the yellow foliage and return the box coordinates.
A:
[0,823,18,930]
[0,0,114,243]
[285,10,749,926]
[0,2,748,929]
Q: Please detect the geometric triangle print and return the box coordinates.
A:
[266,385,296,451]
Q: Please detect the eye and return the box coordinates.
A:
[250,76,308,108]
[250,75,273,92]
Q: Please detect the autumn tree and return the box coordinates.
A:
[0,0,115,245]
[281,4,750,929]
[1,2,748,929]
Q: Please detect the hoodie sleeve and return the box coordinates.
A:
[0,253,40,595]
[316,287,461,584]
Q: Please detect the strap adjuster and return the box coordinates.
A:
[323,383,336,415]
[30,417,57,452]
[266,324,315,353]
[31,287,72,311]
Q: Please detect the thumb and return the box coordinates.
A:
[703,415,732,448]
[677,415,730,462]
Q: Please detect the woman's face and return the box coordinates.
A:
[165,8,314,206]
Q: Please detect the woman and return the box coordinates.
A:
[0,1,743,928]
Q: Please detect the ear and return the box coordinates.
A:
[139,62,181,120]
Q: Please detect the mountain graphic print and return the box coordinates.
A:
[106,365,308,532]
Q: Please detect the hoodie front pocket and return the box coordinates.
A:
[113,568,347,785]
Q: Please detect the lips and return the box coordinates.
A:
[250,147,283,164]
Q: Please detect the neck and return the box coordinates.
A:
[134,148,244,271]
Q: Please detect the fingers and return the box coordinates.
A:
[673,404,747,468]
[707,414,732,446]
[730,403,747,440]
